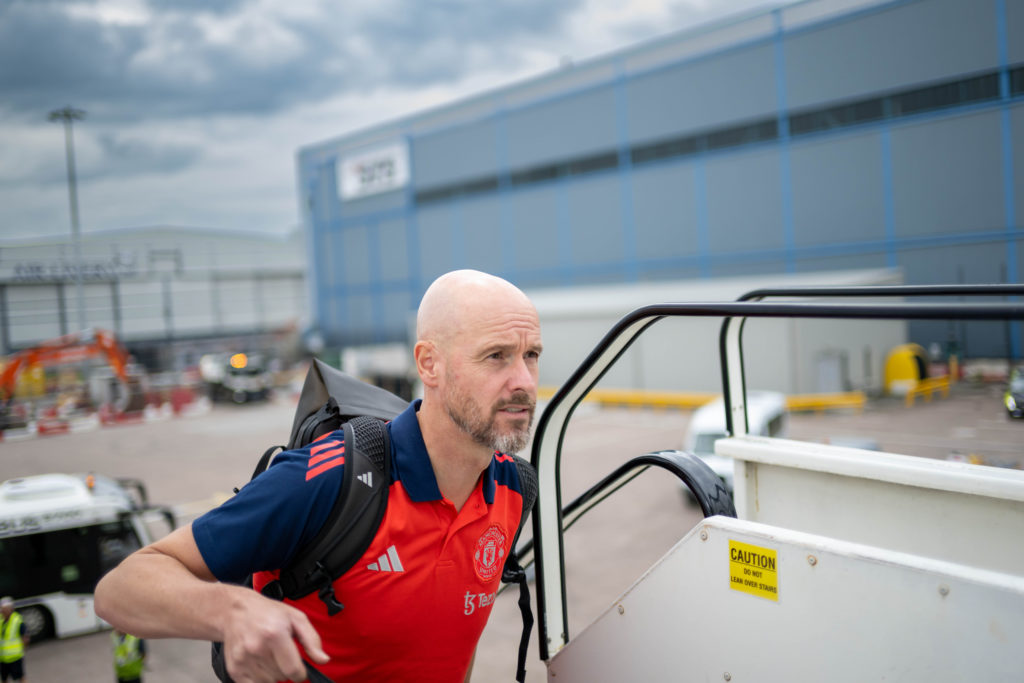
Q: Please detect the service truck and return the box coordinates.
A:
[522,284,1024,682]
[0,473,173,640]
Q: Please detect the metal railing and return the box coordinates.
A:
[530,296,1024,660]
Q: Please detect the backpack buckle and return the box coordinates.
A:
[310,562,345,616]
[260,579,285,600]
[318,584,345,616]
[502,556,526,584]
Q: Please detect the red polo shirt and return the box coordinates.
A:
[195,400,526,682]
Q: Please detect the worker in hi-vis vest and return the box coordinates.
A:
[0,596,28,683]
[111,629,146,683]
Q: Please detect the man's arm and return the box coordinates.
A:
[95,522,328,683]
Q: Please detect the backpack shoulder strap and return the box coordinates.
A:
[214,411,395,682]
[261,415,391,615]
[293,396,344,449]
[249,444,283,482]
[508,454,536,550]
[502,454,537,683]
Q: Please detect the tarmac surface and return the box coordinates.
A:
[2,379,1021,682]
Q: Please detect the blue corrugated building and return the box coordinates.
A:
[297,0,1022,360]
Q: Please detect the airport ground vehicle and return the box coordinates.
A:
[682,390,787,493]
[0,473,173,640]
[522,285,1024,681]
[0,329,145,427]
[199,352,272,404]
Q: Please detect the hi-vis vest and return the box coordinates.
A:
[0,612,24,663]
[112,633,144,679]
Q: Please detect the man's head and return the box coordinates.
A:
[1,596,13,618]
[415,270,542,454]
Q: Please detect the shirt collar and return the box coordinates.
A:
[388,399,497,504]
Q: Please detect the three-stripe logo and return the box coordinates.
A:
[366,545,404,572]
[357,472,373,487]
[306,439,344,481]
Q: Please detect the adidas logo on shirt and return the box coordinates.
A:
[357,472,373,487]
[366,545,404,573]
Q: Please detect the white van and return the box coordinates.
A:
[682,391,788,494]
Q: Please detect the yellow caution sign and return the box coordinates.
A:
[729,540,778,601]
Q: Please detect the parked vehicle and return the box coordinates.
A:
[199,352,272,404]
[0,473,173,640]
[682,390,787,494]
[0,329,146,424]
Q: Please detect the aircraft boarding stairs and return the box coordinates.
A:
[525,287,1024,682]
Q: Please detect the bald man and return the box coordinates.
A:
[95,270,542,683]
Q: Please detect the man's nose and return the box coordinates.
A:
[508,356,537,394]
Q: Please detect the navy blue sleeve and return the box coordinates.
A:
[192,432,346,583]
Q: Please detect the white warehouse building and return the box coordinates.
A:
[0,227,306,369]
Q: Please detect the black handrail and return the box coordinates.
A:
[531,299,1024,661]
[513,449,736,572]
[717,284,1024,435]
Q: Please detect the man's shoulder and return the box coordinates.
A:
[289,429,348,483]
[245,429,345,480]
[192,429,350,581]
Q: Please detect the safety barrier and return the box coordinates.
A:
[0,393,212,442]
[905,375,951,406]
[538,387,715,409]
[785,391,866,414]
[539,387,868,413]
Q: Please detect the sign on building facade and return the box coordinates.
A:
[337,141,410,201]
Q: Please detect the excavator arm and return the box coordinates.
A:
[0,329,130,402]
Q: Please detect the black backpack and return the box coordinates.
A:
[213,359,536,682]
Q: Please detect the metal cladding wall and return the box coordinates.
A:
[298,0,1023,359]
[0,228,306,359]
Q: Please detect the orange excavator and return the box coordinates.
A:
[0,329,142,414]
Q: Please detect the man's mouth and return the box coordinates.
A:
[496,400,534,417]
[495,391,536,419]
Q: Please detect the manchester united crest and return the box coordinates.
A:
[474,524,508,582]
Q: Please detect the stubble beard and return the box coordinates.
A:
[443,376,535,455]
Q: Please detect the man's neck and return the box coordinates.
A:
[416,403,493,511]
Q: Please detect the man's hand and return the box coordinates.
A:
[96,524,330,683]
[221,591,330,683]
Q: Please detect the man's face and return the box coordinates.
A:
[1,605,11,619]
[444,366,535,454]
[441,304,542,454]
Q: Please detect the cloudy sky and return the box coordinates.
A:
[0,0,782,242]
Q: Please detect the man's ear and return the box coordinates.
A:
[415,340,442,388]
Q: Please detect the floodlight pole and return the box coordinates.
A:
[49,105,87,334]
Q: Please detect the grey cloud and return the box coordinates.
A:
[354,0,582,49]
[0,3,146,118]
[91,133,201,178]
[326,0,586,86]
[146,0,253,15]
[1,130,202,187]
[0,0,584,124]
